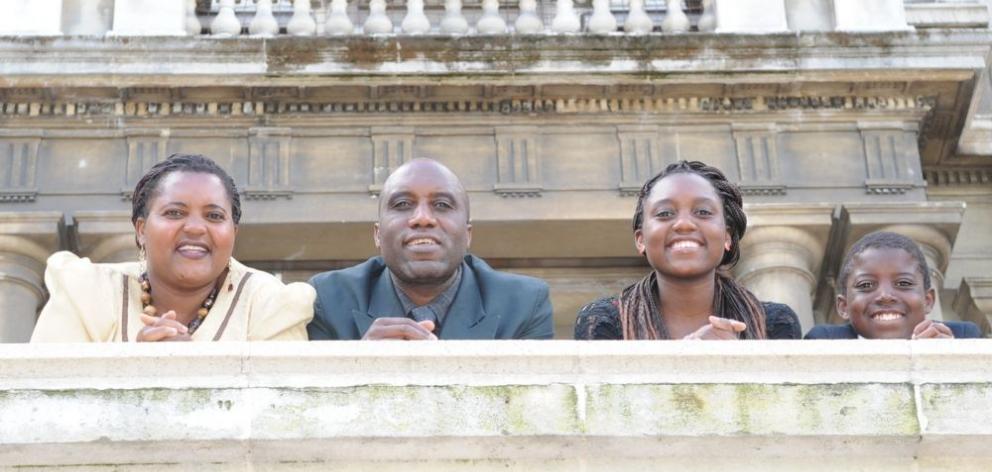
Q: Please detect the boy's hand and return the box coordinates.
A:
[911,319,954,339]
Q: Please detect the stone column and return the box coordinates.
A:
[73,211,137,263]
[735,204,835,335]
[953,277,992,336]
[714,0,789,33]
[881,224,954,321]
[0,236,49,343]
[735,226,823,333]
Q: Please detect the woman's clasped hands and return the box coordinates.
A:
[138,312,192,342]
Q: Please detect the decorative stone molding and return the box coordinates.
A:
[857,122,923,195]
[0,92,937,118]
[733,124,786,197]
[0,132,41,203]
[121,129,170,200]
[245,127,293,201]
[493,127,542,198]
[369,126,414,195]
[953,277,992,336]
[923,167,992,187]
[616,125,662,196]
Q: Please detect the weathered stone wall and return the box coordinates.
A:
[2,341,991,470]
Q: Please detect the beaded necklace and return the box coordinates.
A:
[139,271,224,335]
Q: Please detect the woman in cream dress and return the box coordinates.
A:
[31,154,314,342]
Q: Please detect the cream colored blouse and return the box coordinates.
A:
[31,251,315,342]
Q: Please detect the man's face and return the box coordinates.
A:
[837,247,935,339]
[374,161,472,286]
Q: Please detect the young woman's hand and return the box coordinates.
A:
[683,316,747,340]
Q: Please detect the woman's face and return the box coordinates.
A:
[837,247,935,339]
[135,171,237,290]
[635,173,731,282]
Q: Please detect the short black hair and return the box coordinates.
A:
[632,160,746,268]
[131,154,242,238]
[837,231,931,292]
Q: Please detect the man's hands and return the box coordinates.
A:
[362,318,438,340]
[682,316,747,340]
[137,311,192,342]
[912,319,954,339]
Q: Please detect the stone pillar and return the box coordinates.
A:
[833,0,912,32]
[0,237,49,343]
[735,226,823,333]
[953,277,992,336]
[881,224,954,322]
[714,0,789,33]
[110,0,186,36]
[0,0,63,35]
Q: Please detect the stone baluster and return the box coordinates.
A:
[0,0,63,36]
[63,0,111,36]
[250,0,280,37]
[211,0,242,36]
[624,0,654,34]
[881,224,954,322]
[287,0,317,36]
[735,226,824,333]
[661,0,689,32]
[402,0,432,34]
[477,0,508,34]
[551,0,581,33]
[186,0,202,35]
[111,0,186,35]
[697,0,716,32]
[514,0,544,34]
[440,0,469,34]
[325,0,355,35]
[364,0,394,34]
[587,0,616,34]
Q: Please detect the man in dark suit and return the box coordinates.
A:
[307,158,553,340]
[805,321,980,339]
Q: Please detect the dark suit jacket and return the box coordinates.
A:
[805,321,982,339]
[307,255,554,340]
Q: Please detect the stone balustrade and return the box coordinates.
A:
[10,0,989,38]
[1,340,991,469]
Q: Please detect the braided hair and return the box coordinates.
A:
[618,161,766,340]
[131,154,242,244]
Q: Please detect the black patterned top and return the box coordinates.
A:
[574,296,802,340]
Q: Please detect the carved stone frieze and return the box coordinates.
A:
[733,124,786,197]
[369,126,414,195]
[494,126,542,198]
[121,129,170,200]
[0,132,41,203]
[616,125,663,197]
[924,167,992,187]
[245,127,293,200]
[858,122,923,195]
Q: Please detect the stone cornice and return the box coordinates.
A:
[0,32,989,83]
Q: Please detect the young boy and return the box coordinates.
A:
[805,231,981,339]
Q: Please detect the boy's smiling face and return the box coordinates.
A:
[836,247,936,339]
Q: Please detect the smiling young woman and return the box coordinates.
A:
[31,154,315,343]
[574,160,801,341]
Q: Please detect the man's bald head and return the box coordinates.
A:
[378,158,470,221]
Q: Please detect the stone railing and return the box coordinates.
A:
[6,0,990,37]
[2,340,991,469]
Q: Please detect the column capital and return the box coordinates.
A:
[72,211,136,262]
[953,277,992,336]
[0,211,65,262]
[735,226,823,290]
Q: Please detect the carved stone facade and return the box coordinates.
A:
[1,2,991,340]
